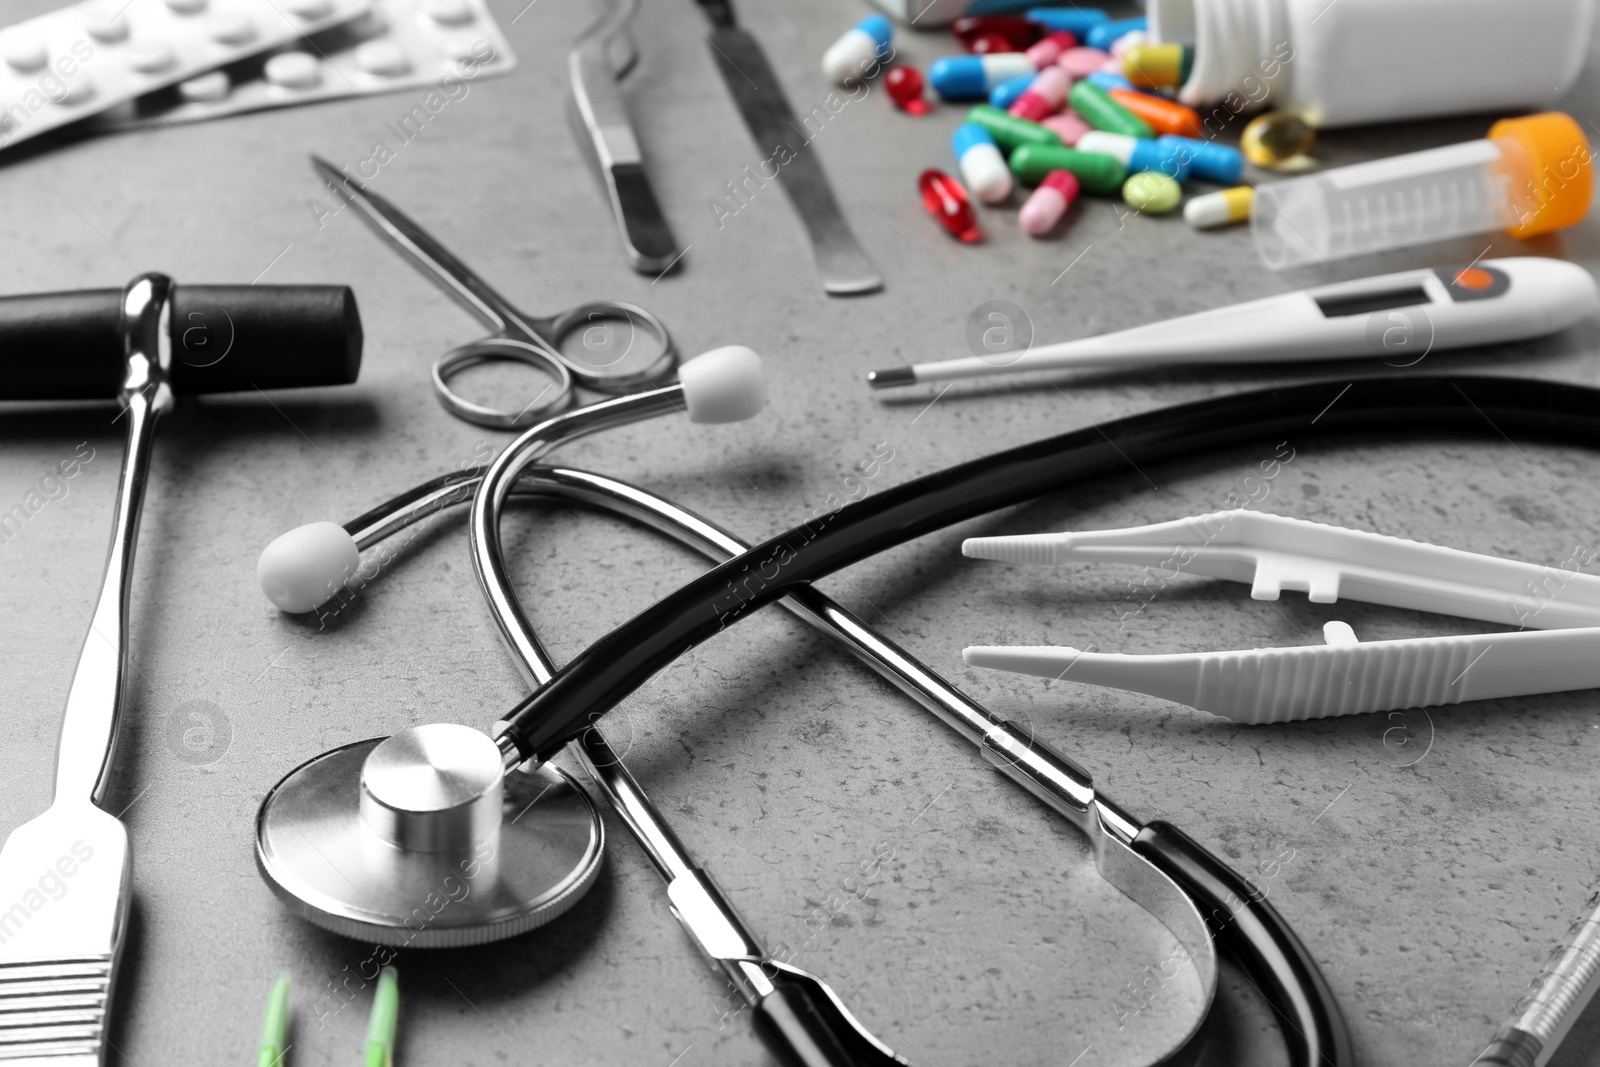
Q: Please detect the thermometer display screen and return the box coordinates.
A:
[1314,285,1430,318]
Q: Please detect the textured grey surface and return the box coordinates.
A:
[3,1,1600,1065]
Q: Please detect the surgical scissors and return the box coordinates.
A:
[311,155,676,428]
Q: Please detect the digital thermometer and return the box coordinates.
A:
[867,257,1600,388]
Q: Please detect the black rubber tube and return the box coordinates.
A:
[501,375,1600,761]
[1134,821,1353,1067]
[494,373,1600,1067]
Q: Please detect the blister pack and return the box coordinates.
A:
[90,0,515,131]
[0,0,372,148]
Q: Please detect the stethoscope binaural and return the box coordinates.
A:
[253,356,1600,1067]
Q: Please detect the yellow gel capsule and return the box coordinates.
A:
[1123,171,1182,215]
[1240,110,1316,167]
[1122,42,1189,89]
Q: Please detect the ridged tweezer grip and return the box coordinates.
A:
[965,626,1600,723]
[0,956,113,1059]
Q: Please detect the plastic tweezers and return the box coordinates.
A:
[961,509,1600,723]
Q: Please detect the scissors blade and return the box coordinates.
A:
[309,155,529,336]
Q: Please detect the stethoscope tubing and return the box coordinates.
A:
[478,373,1600,1067]
[496,375,1600,765]
[346,460,1344,1067]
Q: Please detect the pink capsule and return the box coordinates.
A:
[1024,30,1077,69]
[1056,45,1110,78]
[1039,110,1092,145]
[1018,169,1080,237]
[1008,66,1069,121]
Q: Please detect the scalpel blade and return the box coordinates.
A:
[698,10,883,296]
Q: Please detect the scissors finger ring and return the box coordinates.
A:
[432,339,575,429]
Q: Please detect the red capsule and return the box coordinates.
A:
[951,15,1044,50]
[884,64,931,115]
[919,168,981,243]
[968,31,1019,55]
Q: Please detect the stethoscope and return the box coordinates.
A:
[248,350,1512,1067]
[311,155,678,429]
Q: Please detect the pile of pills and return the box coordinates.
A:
[821,8,1258,242]
[0,0,372,149]
[91,0,515,132]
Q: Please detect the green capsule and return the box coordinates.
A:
[1009,143,1127,195]
[1123,171,1182,214]
[965,104,1063,153]
[1068,80,1154,140]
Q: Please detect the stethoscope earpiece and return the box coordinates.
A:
[256,724,603,948]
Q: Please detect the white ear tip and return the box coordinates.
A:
[679,345,767,424]
[257,521,360,613]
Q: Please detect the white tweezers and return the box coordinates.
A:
[961,509,1600,723]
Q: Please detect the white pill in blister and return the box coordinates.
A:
[1,36,48,73]
[424,0,474,26]
[179,70,231,101]
[443,37,481,63]
[85,11,130,43]
[165,0,208,12]
[265,51,321,88]
[54,77,96,105]
[355,39,410,76]
[284,0,334,17]
[129,41,177,73]
[208,12,257,44]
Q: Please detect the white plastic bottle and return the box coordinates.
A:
[1147,0,1595,129]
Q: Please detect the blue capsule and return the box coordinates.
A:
[1086,17,1147,50]
[952,122,1013,204]
[1157,135,1246,184]
[820,14,894,85]
[988,72,1037,111]
[929,52,1036,100]
[1023,8,1109,36]
[1076,131,1192,182]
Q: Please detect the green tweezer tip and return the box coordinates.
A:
[257,971,291,1067]
[364,967,400,1067]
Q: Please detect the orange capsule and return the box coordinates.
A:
[1107,88,1202,138]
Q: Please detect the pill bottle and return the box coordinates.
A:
[1251,112,1594,268]
[1147,0,1595,129]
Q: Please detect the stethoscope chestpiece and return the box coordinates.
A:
[256,723,603,948]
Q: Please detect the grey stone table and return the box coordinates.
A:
[3,0,1600,1064]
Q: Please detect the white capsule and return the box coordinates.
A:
[2,35,48,73]
[265,51,321,88]
[821,15,892,85]
[961,144,1012,204]
[84,8,129,43]
[357,39,411,76]
[1183,186,1254,230]
[54,76,96,106]
[208,11,257,44]
[128,42,177,73]
[178,70,231,102]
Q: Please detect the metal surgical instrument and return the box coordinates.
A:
[0,274,362,1064]
[311,155,676,428]
[569,0,682,274]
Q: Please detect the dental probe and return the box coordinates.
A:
[866,258,1599,388]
